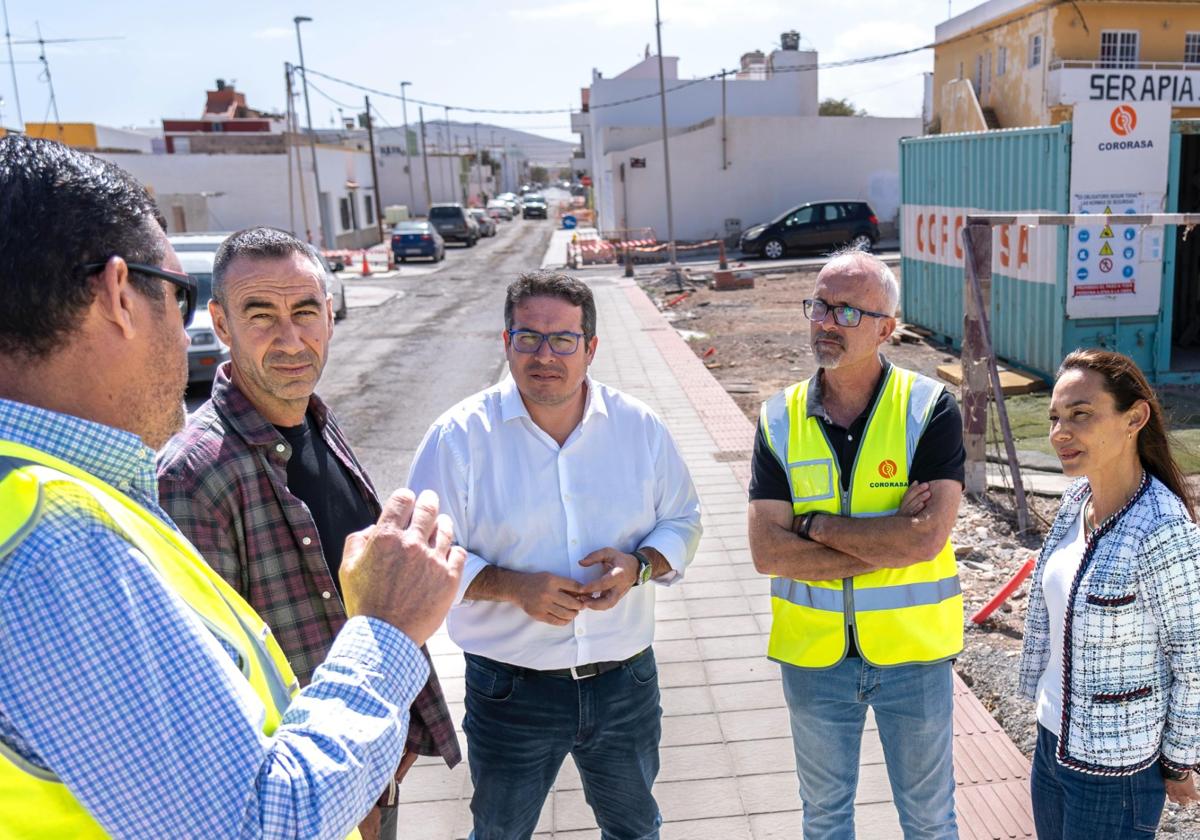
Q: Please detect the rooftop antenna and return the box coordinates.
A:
[34,22,60,128]
[6,22,122,132]
[2,0,22,127]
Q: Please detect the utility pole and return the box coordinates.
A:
[293,16,327,248]
[418,106,433,212]
[443,106,455,203]
[474,122,483,205]
[721,68,728,170]
[286,63,312,243]
[364,95,385,247]
[1,0,22,127]
[400,81,416,214]
[654,0,679,273]
[285,63,295,235]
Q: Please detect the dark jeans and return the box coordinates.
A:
[1031,724,1165,839]
[464,649,663,840]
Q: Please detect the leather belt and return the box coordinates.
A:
[480,649,648,681]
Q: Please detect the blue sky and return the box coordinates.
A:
[1,0,958,141]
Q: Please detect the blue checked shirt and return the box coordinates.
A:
[0,398,429,839]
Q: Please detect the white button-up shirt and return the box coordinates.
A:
[407,375,702,669]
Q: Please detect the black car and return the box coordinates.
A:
[429,203,479,246]
[522,194,548,220]
[739,200,879,260]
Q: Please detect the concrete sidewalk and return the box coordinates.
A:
[396,274,1033,839]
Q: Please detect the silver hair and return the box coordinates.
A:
[825,244,899,316]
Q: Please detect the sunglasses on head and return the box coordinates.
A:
[81,261,198,328]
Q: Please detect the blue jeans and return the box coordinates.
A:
[1031,724,1165,839]
[464,650,663,840]
[780,657,957,840]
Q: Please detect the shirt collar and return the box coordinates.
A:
[498,373,609,427]
[0,396,160,502]
[210,361,331,447]
[805,355,893,424]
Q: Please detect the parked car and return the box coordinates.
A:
[469,208,497,237]
[497,192,523,216]
[428,203,479,246]
[173,250,228,385]
[391,220,446,262]
[486,199,514,221]
[739,200,879,260]
[522,194,549,220]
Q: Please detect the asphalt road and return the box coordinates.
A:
[186,214,557,495]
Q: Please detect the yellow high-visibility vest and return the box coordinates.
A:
[760,366,963,668]
[0,440,360,840]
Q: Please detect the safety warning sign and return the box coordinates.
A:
[1066,101,1170,318]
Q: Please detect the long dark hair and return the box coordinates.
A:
[1058,349,1195,521]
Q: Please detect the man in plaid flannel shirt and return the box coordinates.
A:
[158,227,460,840]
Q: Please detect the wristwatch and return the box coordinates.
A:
[631,549,653,586]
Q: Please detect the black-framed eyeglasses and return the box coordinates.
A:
[82,261,198,327]
[803,298,890,328]
[507,328,585,355]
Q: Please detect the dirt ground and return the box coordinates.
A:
[651,265,1200,836]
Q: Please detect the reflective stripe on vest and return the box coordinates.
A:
[0,441,363,840]
[760,367,964,669]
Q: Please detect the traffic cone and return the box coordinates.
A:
[360,251,372,277]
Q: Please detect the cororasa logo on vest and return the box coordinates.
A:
[869,459,907,489]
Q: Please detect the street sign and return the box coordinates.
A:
[562,215,577,229]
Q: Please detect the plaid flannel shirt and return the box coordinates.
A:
[158,363,460,768]
[1019,473,1200,776]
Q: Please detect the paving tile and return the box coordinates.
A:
[661,684,716,716]
[658,742,736,782]
[655,618,695,641]
[685,595,753,619]
[710,679,786,712]
[705,656,777,685]
[698,634,769,661]
[683,564,742,583]
[690,614,761,638]
[654,600,689,621]
[654,638,702,663]
[718,707,791,742]
[661,712,724,747]
[655,776,748,821]
[681,580,747,600]
[395,798,460,840]
[657,659,707,688]
[396,761,470,804]
[662,816,753,840]
[738,772,801,814]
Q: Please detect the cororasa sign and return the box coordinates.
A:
[900,204,1059,284]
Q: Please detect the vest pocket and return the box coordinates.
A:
[788,459,835,504]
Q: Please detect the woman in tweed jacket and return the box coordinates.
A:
[1018,349,1200,837]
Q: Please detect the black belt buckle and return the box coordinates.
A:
[569,663,601,680]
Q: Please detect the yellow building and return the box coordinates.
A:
[20,123,154,153]
[931,0,1200,133]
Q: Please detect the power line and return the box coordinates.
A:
[303,0,1067,117]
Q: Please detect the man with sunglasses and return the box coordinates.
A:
[408,270,702,839]
[0,135,463,838]
[748,247,965,839]
[157,227,461,840]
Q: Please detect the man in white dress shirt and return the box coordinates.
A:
[407,270,702,840]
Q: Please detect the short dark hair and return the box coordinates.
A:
[504,270,596,341]
[212,227,325,304]
[0,135,166,358]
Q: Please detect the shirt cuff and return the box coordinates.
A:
[326,616,431,703]
[640,531,690,587]
[453,550,491,606]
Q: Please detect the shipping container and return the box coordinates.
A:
[899,121,1200,383]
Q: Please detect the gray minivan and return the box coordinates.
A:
[428,203,479,246]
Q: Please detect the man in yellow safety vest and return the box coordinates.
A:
[748,247,965,839]
[0,134,463,839]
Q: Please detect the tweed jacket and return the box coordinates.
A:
[1019,472,1200,776]
[158,363,460,767]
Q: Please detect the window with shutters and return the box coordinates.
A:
[1100,31,1139,68]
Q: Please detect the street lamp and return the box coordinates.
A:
[400,81,417,214]
[294,15,327,248]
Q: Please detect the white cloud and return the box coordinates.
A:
[253,26,293,40]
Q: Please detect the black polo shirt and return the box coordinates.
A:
[749,358,965,503]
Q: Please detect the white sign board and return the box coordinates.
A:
[1052,67,1200,107]
[1066,101,1170,318]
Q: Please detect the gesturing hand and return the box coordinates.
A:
[577,548,639,611]
[1167,772,1200,807]
[514,572,588,626]
[340,488,465,647]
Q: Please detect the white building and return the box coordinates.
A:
[97,144,382,250]
[572,32,921,240]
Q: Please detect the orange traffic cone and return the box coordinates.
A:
[360,251,372,277]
